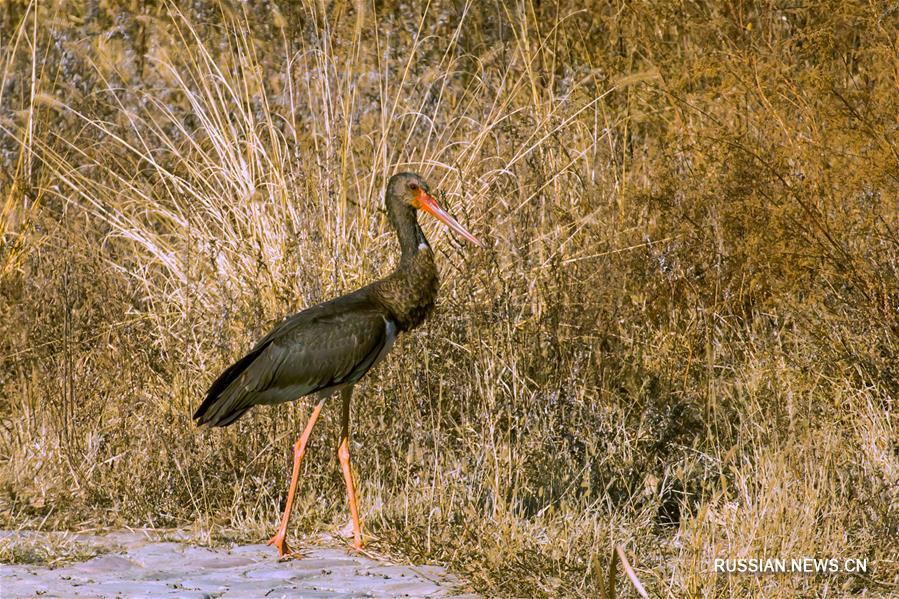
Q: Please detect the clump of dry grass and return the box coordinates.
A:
[0,530,107,566]
[1,1,897,597]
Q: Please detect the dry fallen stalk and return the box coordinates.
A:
[597,544,649,599]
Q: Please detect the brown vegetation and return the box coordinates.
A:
[1,1,897,596]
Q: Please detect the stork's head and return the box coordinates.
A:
[386,173,482,247]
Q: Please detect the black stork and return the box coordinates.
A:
[193,173,481,558]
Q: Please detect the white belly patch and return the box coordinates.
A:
[374,317,398,368]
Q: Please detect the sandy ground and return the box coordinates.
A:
[0,530,476,598]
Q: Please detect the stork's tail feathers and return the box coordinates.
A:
[194,343,269,427]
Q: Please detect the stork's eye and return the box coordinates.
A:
[408,182,418,191]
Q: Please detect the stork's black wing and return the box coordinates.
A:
[194,291,392,427]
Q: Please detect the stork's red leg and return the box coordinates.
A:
[338,387,363,550]
[267,399,324,558]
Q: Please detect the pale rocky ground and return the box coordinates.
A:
[0,530,477,598]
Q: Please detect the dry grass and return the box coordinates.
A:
[0,531,106,567]
[1,1,897,596]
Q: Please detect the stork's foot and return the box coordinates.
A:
[338,519,364,552]
[345,535,364,552]
[266,532,296,559]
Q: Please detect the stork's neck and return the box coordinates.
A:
[389,203,430,260]
[377,201,439,331]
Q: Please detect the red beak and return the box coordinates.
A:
[414,191,483,247]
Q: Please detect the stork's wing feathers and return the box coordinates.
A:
[194,293,390,427]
